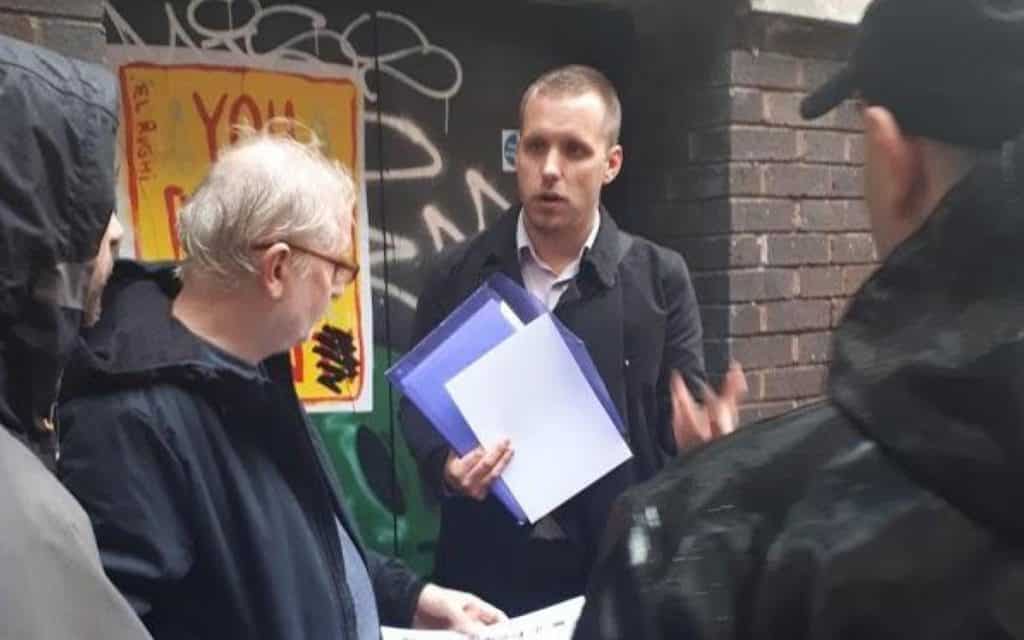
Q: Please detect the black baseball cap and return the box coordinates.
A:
[801,0,1024,148]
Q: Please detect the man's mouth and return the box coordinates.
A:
[538,193,565,203]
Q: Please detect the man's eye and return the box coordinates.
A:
[523,140,545,154]
[565,142,587,157]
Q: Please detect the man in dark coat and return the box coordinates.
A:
[0,34,150,639]
[575,0,1024,638]
[58,128,505,639]
[400,64,724,616]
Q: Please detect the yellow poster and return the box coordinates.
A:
[113,50,372,412]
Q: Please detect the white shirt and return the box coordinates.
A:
[516,210,601,310]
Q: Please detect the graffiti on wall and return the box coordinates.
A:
[104,0,629,576]
[104,0,519,575]
[107,0,511,319]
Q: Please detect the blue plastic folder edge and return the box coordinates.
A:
[386,277,529,522]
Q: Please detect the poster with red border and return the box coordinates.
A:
[110,48,372,412]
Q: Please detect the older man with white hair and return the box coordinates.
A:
[56,127,505,639]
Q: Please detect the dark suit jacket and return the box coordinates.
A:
[400,206,706,614]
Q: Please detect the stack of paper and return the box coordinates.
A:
[387,274,631,524]
[382,596,586,640]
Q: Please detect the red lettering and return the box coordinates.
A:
[192,92,228,163]
[266,99,297,135]
[229,94,262,143]
[291,345,304,383]
[163,185,186,259]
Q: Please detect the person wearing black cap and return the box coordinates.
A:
[573,0,1024,638]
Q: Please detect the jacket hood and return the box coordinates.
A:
[61,261,267,399]
[0,35,119,456]
[829,133,1024,540]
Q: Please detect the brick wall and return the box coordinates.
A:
[0,0,105,63]
[626,6,878,424]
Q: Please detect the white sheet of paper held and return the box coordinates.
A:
[445,313,632,523]
[381,595,585,640]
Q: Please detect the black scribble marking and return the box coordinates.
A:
[313,323,360,393]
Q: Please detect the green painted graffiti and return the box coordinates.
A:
[309,345,439,577]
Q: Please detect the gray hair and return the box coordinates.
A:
[177,120,356,285]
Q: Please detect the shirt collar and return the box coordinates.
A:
[515,208,601,272]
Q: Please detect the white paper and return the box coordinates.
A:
[445,314,632,522]
[382,596,585,640]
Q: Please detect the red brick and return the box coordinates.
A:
[798,200,846,231]
[690,87,765,127]
[831,298,851,327]
[842,265,877,295]
[767,234,830,266]
[725,335,796,369]
[731,126,800,161]
[797,331,832,364]
[844,200,871,231]
[679,235,764,270]
[762,365,827,400]
[669,163,763,200]
[730,198,798,232]
[765,300,832,332]
[828,166,863,198]
[740,400,797,425]
[702,304,764,337]
[764,164,831,197]
[695,268,799,303]
[831,234,877,264]
[847,135,866,164]
[802,58,845,91]
[656,200,731,237]
[799,266,843,298]
[715,50,803,90]
[800,130,848,163]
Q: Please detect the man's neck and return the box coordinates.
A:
[524,212,598,275]
[171,280,270,366]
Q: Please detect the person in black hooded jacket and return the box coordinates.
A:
[574,0,1024,638]
[0,34,150,639]
[57,126,506,639]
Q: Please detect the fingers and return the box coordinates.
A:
[670,370,711,450]
[443,441,513,500]
[722,361,749,403]
[709,361,748,436]
[463,596,508,625]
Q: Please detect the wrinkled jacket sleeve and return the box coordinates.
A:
[658,250,707,454]
[58,393,198,640]
[366,549,427,627]
[0,427,153,640]
[398,254,457,497]
[574,489,762,640]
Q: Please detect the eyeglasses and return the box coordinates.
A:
[251,241,359,288]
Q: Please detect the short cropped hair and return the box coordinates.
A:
[518,64,622,146]
[177,119,356,284]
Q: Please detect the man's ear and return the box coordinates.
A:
[257,243,291,300]
[863,106,922,220]
[603,144,623,185]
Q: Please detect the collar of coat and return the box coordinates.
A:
[481,204,623,291]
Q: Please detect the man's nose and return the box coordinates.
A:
[541,148,561,179]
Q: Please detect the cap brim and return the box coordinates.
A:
[800,66,856,120]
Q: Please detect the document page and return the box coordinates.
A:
[382,596,585,640]
[446,313,632,522]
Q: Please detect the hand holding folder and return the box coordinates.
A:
[387,274,631,524]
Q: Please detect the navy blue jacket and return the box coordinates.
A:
[58,262,424,639]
